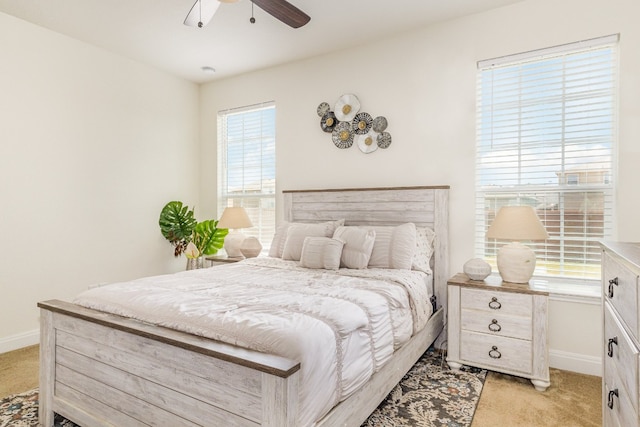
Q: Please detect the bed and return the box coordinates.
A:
[38,186,450,427]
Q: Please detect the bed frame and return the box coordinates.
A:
[38,186,449,427]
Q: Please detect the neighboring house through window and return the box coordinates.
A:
[475,35,618,287]
[218,102,276,253]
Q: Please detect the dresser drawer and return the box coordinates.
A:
[604,359,638,427]
[603,252,640,340]
[460,287,532,317]
[461,309,532,340]
[460,331,532,374]
[604,302,639,413]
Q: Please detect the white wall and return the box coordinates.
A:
[0,12,199,351]
[200,0,640,375]
[3,0,637,373]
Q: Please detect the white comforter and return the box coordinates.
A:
[74,257,434,426]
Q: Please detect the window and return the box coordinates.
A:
[476,35,618,283]
[218,102,276,252]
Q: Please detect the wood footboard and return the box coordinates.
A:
[38,300,300,427]
[39,299,444,427]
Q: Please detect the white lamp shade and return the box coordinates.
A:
[218,207,253,229]
[486,206,548,241]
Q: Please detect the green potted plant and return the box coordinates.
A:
[159,201,228,269]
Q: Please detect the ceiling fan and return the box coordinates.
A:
[184,0,310,29]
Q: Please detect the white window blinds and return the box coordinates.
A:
[476,35,618,282]
[218,102,276,252]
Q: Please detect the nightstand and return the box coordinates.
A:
[205,256,244,267]
[446,272,550,391]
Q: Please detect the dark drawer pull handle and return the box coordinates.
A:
[608,388,619,409]
[608,277,618,298]
[608,336,618,358]
[489,346,501,359]
[488,319,502,332]
[488,297,501,310]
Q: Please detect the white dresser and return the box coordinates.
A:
[601,242,640,427]
[447,273,550,391]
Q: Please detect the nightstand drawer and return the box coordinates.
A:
[460,331,532,374]
[460,287,532,318]
[604,302,639,413]
[461,309,532,340]
[603,252,640,341]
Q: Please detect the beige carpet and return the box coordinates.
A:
[472,368,601,426]
[0,345,39,398]
[1,345,602,426]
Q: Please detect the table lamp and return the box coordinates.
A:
[486,206,549,283]
[217,207,253,258]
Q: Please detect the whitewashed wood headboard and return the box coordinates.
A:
[283,186,450,335]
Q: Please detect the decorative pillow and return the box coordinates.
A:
[363,223,417,270]
[333,226,376,269]
[269,219,344,258]
[299,237,344,270]
[282,222,342,261]
[268,222,291,258]
[412,226,436,274]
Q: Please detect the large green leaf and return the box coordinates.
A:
[193,220,229,255]
[159,201,197,254]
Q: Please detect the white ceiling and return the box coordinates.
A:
[0,0,524,83]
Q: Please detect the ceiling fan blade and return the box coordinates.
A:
[184,0,221,27]
[251,0,310,28]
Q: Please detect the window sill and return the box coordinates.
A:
[528,276,601,303]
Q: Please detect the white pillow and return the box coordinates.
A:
[363,223,417,270]
[412,226,436,274]
[282,222,339,261]
[269,219,344,258]
[299,237,344,270]
[333,226,376,269]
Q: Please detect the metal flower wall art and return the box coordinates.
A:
[317,94,391,154]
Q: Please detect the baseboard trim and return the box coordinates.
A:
[0,329,39,354]
[549,348,601,376]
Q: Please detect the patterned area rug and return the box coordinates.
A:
[0,350,485,427]
[363,350,486,426]
[0,390,74,427]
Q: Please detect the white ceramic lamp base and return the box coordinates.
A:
[496,241,536,283]
[224,230,246,258]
